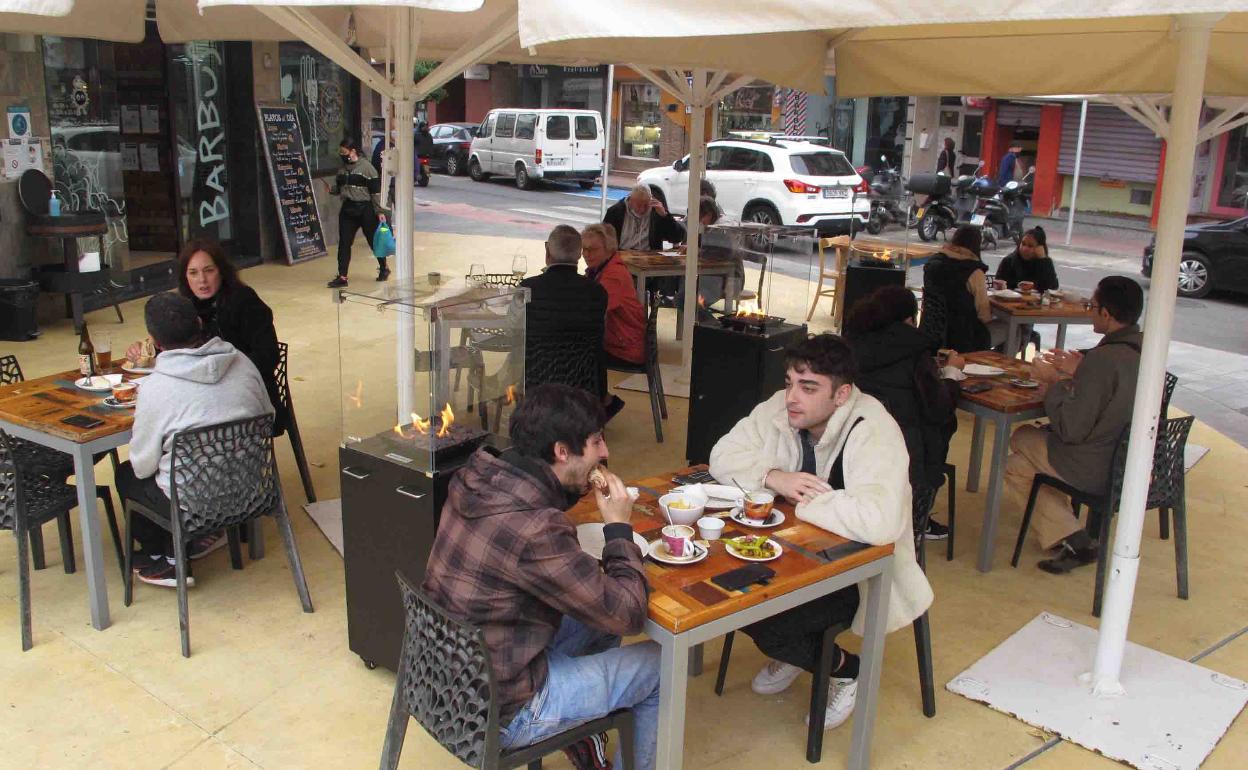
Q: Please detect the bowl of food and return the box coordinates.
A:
[741,491,776,521]
[659,491,706,526]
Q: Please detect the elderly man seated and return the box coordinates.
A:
[604,184,685,252]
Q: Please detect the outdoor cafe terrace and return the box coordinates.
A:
[1,233,1245,770]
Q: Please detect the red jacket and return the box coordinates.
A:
[590,253,646,364]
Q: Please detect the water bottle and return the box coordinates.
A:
[48,191,61,217]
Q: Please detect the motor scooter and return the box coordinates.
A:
[973,166,1034,247]
[864,155,909,235]
[416,156,430,188]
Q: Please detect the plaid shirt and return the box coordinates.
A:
[422,449,648,724]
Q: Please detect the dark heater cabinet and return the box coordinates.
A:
[340,445,464,672]
[687,321,808,466]
[841,261,906,322]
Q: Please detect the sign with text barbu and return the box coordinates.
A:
[257,103,327,265]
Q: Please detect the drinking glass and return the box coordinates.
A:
[94,332,112,370]
[511,255,527,277]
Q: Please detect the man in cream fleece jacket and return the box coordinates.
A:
[119,292,273,588]
[710,334,933,731]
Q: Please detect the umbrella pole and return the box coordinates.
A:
[394,8,417,420]
[600,64,615,219]
[1064,99,1087,246]
[681,76,707,375]
[1088,12,1216,696]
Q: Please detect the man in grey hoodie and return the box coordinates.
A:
[117,292,273,588]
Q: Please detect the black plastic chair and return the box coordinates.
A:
[606,292,667,442]
[1,430,111,650]
[713,491,936,763]
[380,571,635,770]
[121,415,313,657]
[1157,371,1179,538]
[0,354,124,576]
[276,343,316,503]
[1145,416,1196,600]
[941,462,957,561]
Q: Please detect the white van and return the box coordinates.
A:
[468,108,604,190]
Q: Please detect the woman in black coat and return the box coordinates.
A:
[844,286,963,536]
[995,226,1059,292]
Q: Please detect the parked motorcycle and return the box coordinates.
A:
[864,155,909,235]
[970,166,1035,248]
[907,172,955,242]
[417,156,430,188]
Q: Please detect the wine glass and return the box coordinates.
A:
[511,255,527,278]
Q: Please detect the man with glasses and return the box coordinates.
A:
[1003,276,1145,573]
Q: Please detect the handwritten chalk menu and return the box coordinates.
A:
[257,103,327,265]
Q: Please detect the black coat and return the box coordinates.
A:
[603,198,686,251]
[923,251,991,353]
[995,250,1059,292]
[847,321,958,488]
[193,284,287,435]
[520,265,608,395]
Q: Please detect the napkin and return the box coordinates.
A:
[941,366,967,381]
[671,484,712,506]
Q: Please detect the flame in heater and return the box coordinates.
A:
[394,412,433,438]
[506,384,517,405]
[733,300,767,320]
[437,404,455,438]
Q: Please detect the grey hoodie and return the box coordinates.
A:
[129,337,274,494]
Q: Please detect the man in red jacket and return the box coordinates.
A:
[582,223,646,366]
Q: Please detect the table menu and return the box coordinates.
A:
[257,103,327,265]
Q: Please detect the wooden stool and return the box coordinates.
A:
[806,236,850,325]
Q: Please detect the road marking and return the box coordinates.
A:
[510,206,599,225]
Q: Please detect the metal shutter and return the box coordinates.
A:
[1058,105,1162,183]
[996,102,1043,128]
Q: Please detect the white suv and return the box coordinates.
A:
[638,139,868,235]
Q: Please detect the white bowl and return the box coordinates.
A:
[697,516,725,540]
[659,492,706,526]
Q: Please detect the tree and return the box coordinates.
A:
[413,60,449,103]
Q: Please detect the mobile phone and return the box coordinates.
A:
[711,564,776,592]
[962,382,993,394]
[61,414,104,428]
[673,469,716,485]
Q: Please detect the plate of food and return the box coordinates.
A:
[963,364,1006,377]
[671,483,743,510]
[576,523,650,560]
[728,507,786,528]
[75,374,121,392]
[123,337,157,373]
[1009,378,1041,389]
[647,539,709,565]
[723,535,783,562]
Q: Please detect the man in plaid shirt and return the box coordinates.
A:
[424,384,658,770]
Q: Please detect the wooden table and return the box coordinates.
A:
[989,294,1096,358]
[0,368,136,630]
[568,467,895,770]
[956,351,1049,572]
[619,250,741,314]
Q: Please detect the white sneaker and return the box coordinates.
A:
[751,659,803,695]
[805,677,858,730]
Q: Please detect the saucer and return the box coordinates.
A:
[102,396,136,409]
[647,539,708,565]
[728,507,785,528]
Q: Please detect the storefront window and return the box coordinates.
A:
[865,97,907,172]
[279,42,358,176]
[169,41,232,242]
[42,36,127,265]
[620,83,661,159]
[1216,125,1248,210]
[830,99,855,155]
[717,86,776,137]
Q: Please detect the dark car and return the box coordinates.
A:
[427,122,479,176]
[1143,216,1248,298]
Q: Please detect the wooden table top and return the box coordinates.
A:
[0,368,136,443]
[618,250,735,271]
[958,351,1050,415]
[989,294,1096,319]
[567,467,893,635]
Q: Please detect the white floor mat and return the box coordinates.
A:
[615,363,689,399]
[304,498,343,557]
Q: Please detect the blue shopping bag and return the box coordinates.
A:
[372,215,396,258]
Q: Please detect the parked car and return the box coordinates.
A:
[427,122,478,176]
[1142,216,1248,298]
[638,138,868,234]
[469,108,604,190]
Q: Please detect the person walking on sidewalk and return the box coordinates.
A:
[328,138,385,288]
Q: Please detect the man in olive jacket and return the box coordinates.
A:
[1004,276,1145,573]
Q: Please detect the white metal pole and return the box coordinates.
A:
[394,8,417,420]
[681,72,708,375]
[600,64,615,219]
[1088,13,1216,697]
[1064,99,1088,246]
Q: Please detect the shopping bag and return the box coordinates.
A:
[372,215,396,258]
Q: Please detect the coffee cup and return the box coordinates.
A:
[661,524,695,559]
[742,491,776,521]
[1018,280,1036,294]
[111,381,137,404]
[697,516,725,541]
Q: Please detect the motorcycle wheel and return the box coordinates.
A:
[917,213,941,242]
[417,170,430,188]
[865,211,884,235]
[982,228,999,251]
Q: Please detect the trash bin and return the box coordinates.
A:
[0,278,40,341]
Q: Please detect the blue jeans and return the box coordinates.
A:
[500,616,660,770]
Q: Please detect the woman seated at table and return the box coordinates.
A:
[126,238,286,435]
[843,285,963,539]
[993,226,1058,293]
[922,224,995,352]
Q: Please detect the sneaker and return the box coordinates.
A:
[327,276,348,288]
[561,734,612,770]
[1037,540,1098,574]
[189,532,227,561]
[134,557,195,588]
[751,659,803,695]
[924,520,950,540]
[804,677,858,730]
[376,265,391,281]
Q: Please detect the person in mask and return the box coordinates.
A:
[328,138,384,288]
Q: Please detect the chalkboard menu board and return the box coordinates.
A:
[256,103,327,264]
